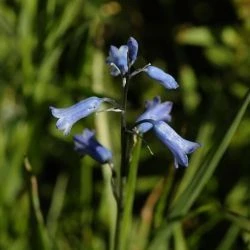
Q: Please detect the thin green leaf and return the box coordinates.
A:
[24,157,51,250]
[148,89,250,248]
[47,174,68,238]
[170,89,250,217]
[120,136,142,250]
[173,223,188,250]
[216,224,240,250]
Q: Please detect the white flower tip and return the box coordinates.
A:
[173,81,179,89]
[56,120,72,136]
[62,125,71,136]
[50,106,62,118]
[49,106,55,113]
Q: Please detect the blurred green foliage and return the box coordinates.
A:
[0,0,249,249]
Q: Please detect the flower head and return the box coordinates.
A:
[152,121,200,168]
[106,37,139,76]
[144,65,179,89]
[50,97,106,135]
[136,96,173,133]
[74,129,112,164]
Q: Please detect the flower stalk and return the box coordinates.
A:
[49,36,201,250]
[114,75,130,250]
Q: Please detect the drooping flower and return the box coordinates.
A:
[74,129,112,164]
[152,121,200,168]
[144,65,179,89]
[106,37,139,76]
[136,96,173,133]
[50,97,107,135]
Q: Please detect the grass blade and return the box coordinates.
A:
[120,136,142,250]
[148,89,250,248]
[24,157,51,250]
[170,89,250,217]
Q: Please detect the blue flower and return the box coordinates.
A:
[106,37,139,76]
[50,97,106,135]
[144,65,179,89]
[127,37,138,66]
[106,45,129,76]
[74,129,112,164]
[152,121,200,168]
[136,96,173,133]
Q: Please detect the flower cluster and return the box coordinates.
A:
[49,97,114,164]
[106,37,179,90]
[50,37,200,168]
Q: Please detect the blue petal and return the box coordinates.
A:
[145,96,161,109]
[127,37,138,66]
[152,121,200,168]
[136,96,173,133]
[73,129,112,164]
[106,45,128,76]
[116,45,129,75]
[106,46,119,64]
[144,66,179,89]
[50,97,104,135]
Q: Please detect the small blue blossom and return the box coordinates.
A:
[74,129,112,164]
[152,121,200,168]
[106,45,129,76]
[136,96,173,133]
[106,37,139,76]
[50,97,106,135]
[127,37,138,66]
[144,65,179,89]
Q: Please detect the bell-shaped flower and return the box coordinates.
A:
[152,121,200,168]
[144,65,179,89]
[50,97,107,135]
[136,96,173,133]
[127,37,138,66]
[74,129,112,164]
[106,45,128,76]
[106,37,139,76]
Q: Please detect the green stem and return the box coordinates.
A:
[24,157,51,250]
[114,76,130,250]
[120,136,142,250]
